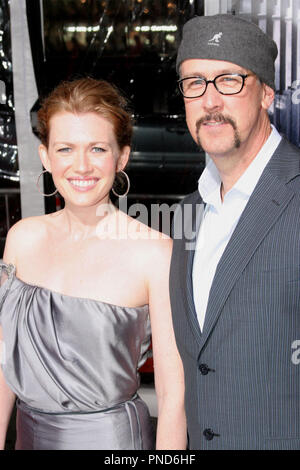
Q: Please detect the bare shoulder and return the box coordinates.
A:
[119,210,172,249]
[6,214,49,241]
[115,210,173,272]
[117,209,172,241]
[3,214,51,264]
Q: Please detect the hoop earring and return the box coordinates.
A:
[36,170,58,197]
[111,170,130,198]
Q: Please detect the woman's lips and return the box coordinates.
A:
[67,178,99,191]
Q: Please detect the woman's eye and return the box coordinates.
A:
[57,147,71,153]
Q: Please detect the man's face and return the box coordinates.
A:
[180,59,274,159]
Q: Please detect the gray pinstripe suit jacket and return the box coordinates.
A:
[170,137,300,449]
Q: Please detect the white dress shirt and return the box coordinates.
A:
[192,125,282,331]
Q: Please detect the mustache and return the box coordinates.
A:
[196,113,241,149]
[196,114,237,134]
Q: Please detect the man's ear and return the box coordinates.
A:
[261,83,275,110]
[38,144,52,172]
[116,145,130,172]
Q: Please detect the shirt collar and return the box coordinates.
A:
[198,125,282,207]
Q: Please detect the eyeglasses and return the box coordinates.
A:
[178,73,251,98]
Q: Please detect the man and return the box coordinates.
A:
[170,14,300,450]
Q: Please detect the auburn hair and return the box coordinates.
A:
[37,77,133,150]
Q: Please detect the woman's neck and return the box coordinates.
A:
[59,199,117,241]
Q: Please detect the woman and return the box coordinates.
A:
[0,78,186,450]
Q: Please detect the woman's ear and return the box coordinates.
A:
[38,144,51,172]
[116,146,130,172]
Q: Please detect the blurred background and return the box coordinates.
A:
[1,0,300,448]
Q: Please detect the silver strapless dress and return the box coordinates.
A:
[0,263,154,450]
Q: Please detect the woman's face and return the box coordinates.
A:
[39,112,130,208]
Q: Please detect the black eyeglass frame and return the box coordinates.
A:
[177,73,251,98]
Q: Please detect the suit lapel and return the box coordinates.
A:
[199,167,295,350]
[179,193,205,343]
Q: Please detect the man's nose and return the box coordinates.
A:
[201,81,224,112]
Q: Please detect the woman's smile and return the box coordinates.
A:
[67,177,100,192]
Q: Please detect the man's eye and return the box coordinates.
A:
[92,147,106,153]
[190,79,205,87]
[220,76,239,84]
[57,147,71,153]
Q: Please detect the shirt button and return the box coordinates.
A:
[203,428,219,441]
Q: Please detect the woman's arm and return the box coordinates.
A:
[0,326,16,450]
[147,238,187,450]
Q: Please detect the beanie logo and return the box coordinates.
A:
[208,32,223,46]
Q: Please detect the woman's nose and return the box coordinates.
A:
[72,150,92,174]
